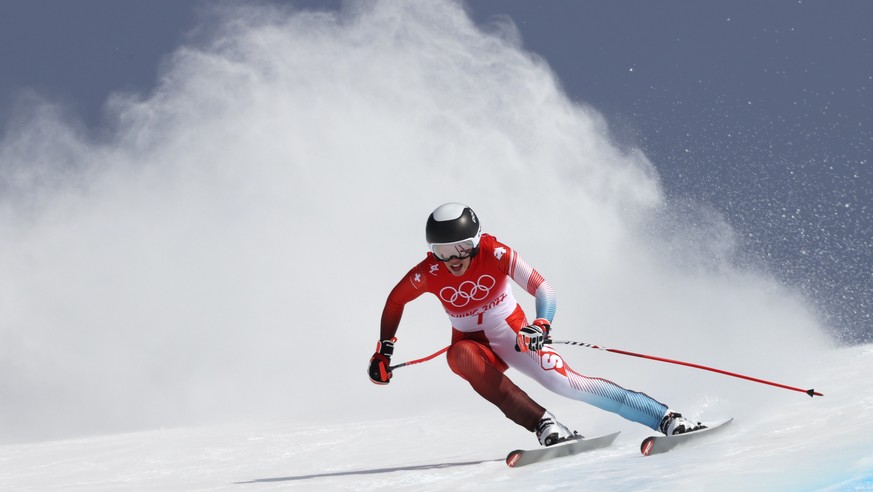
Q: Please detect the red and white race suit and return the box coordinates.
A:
[380,234,667,432]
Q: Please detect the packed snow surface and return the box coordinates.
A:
[2,344,871,491]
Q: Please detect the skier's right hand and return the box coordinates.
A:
[368,338,396,384]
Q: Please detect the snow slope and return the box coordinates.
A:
[0,346,873,491]
[2,343,871,491]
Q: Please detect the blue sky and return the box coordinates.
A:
[1,0,870,341]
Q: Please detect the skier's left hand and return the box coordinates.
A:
[515,318,551,352]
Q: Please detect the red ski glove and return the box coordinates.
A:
[368,338,396,384]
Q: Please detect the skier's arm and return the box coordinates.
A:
[369,265,428,384]
[380,268,427,340]
[380,292,406,341]
[505,249,556,323]
[502,248,556,352]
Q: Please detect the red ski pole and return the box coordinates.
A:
[389,346,450,371]
[551,339,823,397]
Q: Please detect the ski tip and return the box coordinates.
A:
[640,437,655,456]
[506,450,523,468]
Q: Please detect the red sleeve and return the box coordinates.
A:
[379,261,429,341]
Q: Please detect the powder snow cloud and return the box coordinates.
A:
[0,0,830,442]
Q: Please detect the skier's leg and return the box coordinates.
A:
[446,338,545,431]
[488,320,668,430]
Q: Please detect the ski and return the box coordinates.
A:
[640,418,734,456]
[506,431,620,468]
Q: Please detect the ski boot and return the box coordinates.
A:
[535,411,579,446]
[659,411,707,435]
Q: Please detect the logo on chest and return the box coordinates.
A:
[439,275,497,307]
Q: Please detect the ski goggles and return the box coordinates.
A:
[429,239,477,261]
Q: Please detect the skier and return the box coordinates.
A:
[369,202,703,446]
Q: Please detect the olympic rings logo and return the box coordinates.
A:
[439,275,497,307]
